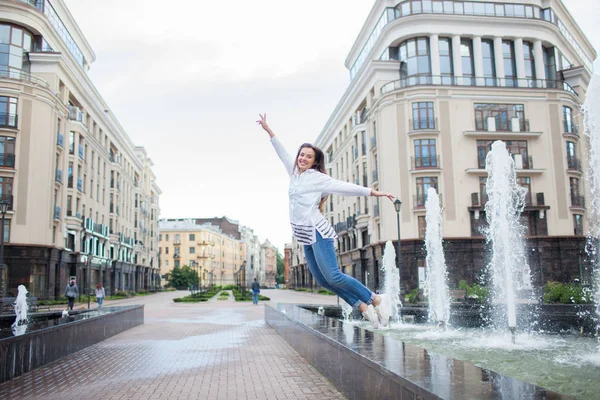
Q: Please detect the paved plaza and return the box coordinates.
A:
[0,290,344,400]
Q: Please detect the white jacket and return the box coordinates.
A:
[271,137,371,245]
[95,287,105,298]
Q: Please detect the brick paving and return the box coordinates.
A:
[0,290,345,400]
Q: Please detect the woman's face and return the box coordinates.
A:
[297,147,316,173]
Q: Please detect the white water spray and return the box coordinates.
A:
[583,75,600,332]
[485,141,532,333]
[382,241,402,322]
[423,187,450,326]
[11,284,28,336]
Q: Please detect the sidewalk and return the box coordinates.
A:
[0,289,346,400]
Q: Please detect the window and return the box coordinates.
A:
[563,106,574,133]
[523,41,535,82]
[2,218,9,242]
[460,39,474,85]
[567,141,579,170]
[482,39,496,86]
[189,247,195,254]
[439,37,453,84]
[544,46,557,86]
[474,103,525,131]
[174,260,180,268]
[0,176,12,208]
[418,216,427,239]
[477,140,529,169]
[0,136,15,167]
[69,131,75,154]
[189,233,195,241]
[516,177,532,205]
[502,40,516,87]
[0,24,33,77]
[361,131,367,155]
[570,177,583,207]
[479,177,488,205]
[574,214,584,236]
[165,247,169,254]
[165,234,169,241]
[399,37,431,84]
[416,177,438,207]
[412,102,435,129]
[0,97,17,128]
[414,139,437,168]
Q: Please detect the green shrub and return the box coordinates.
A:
[405,288,420,304]
[458,280,489,304]
[231,288,270,301]
[221,284,236,290]
[294,288,310,292]
[543,281,591,304]
[317,289,335,296]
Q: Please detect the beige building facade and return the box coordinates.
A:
[0,0,161,299]
[290,0,596,293]
[159,218,246,287]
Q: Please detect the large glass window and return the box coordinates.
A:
[412,102,435,129]
[477,140,529,169]
[439,37,453,84]
[460,39,474,85]
[0,136,15,168]
[574,214,584,236]
[502,40,516,87]
[523,41,535,83]
[474,103,525,131]
[563,106,574,133]
[570,177,583,207]
[416,177,438,207]
[0,96,17,128]
[517,177,532,205]
[0,176,13,209]
[566,141,579,170]
[414,139,437,168]
[482,39,496,86]
[399,37,431,84]
[0,24,33,78]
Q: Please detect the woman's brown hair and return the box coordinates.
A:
[96,283,103,289]
[294,143,329,213]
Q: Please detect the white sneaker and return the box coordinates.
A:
[362,305,379,329]
[375,294,392,327]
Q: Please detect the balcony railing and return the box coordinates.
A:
[567,157,583,172]
[571,194,585,209]
[53,205,61,220]
[0,153,15,168]
[0,113,18,129]
[57,132,64,147]
[478,155,534,170]
[370,136,377,150]
[381,75,578,96]
[0,69,50,89]
[55,168,63,183]
[353,108,368,126]
[0,195,14,211]
[414,193,443,209]
[412,155,440,169]
[563,121,579,136]
[68,106,84,122]
[372,170,379,183]
[475,117,530,133]
[409,118,437,131]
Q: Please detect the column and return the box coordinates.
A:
[452,35,463,84]
[430,34,441,84]
[493,37,505,86]
[534,40,546,85]
[514,38,526,87]
[473,36,484,86]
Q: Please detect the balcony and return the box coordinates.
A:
[409,118,437,131]
[55,168,63,183]
[411,156,440,170]
[0,153,15,168]
[372,170,379,183]
[414,193,443,209]
[173,239,181,245]
[173,253,181,260]
[571,194,585,209]
[475,117,530,133]
[381,75,578,97]
[563,121,579,137]
[0,195,13,211]
[0,68,50,89]
[53,205,61,220]
[57,132,64,147]
[567,157,583,173]
[68,105,84,122]
[353,108,368,126]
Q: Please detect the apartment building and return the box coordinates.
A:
[290,0,596,293]
[0,0,161,299]
[240,225,262,287]
[261,239,277,288]
[159,218,246,287]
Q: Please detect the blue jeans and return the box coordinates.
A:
[304,231,375,309]
[251,291,259,304]
[97,297,104,308]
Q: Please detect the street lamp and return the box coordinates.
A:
[393,199,402,270]
[0,198,9,297]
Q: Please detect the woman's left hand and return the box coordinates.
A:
[371,190,396,202]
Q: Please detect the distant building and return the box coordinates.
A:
[240,225,262,287]
[284,243,292,287]
[261,239,277,288]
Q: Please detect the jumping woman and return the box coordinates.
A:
[257,113,394,328]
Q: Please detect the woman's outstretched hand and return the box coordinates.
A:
[256,113,274,138]
[370,189,395,202]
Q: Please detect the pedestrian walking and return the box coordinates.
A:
[256,113,394,328]
[95,283,106,308]
[64,279,79,311]
[251,278,260,305]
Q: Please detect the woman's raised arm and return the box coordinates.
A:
[257,113,295,175]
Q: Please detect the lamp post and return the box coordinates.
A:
[0,198,9,298]
[393,199,402,270]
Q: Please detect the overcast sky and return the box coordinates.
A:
[62,0,599,252]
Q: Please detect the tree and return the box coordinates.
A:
[276,249,284,284]
[166,265,198,290]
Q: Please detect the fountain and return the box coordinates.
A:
[381,240,402,323]
[423,187,450,327]
[10,285,28,336]
[583,74,600,337]
[484,140,533,342]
